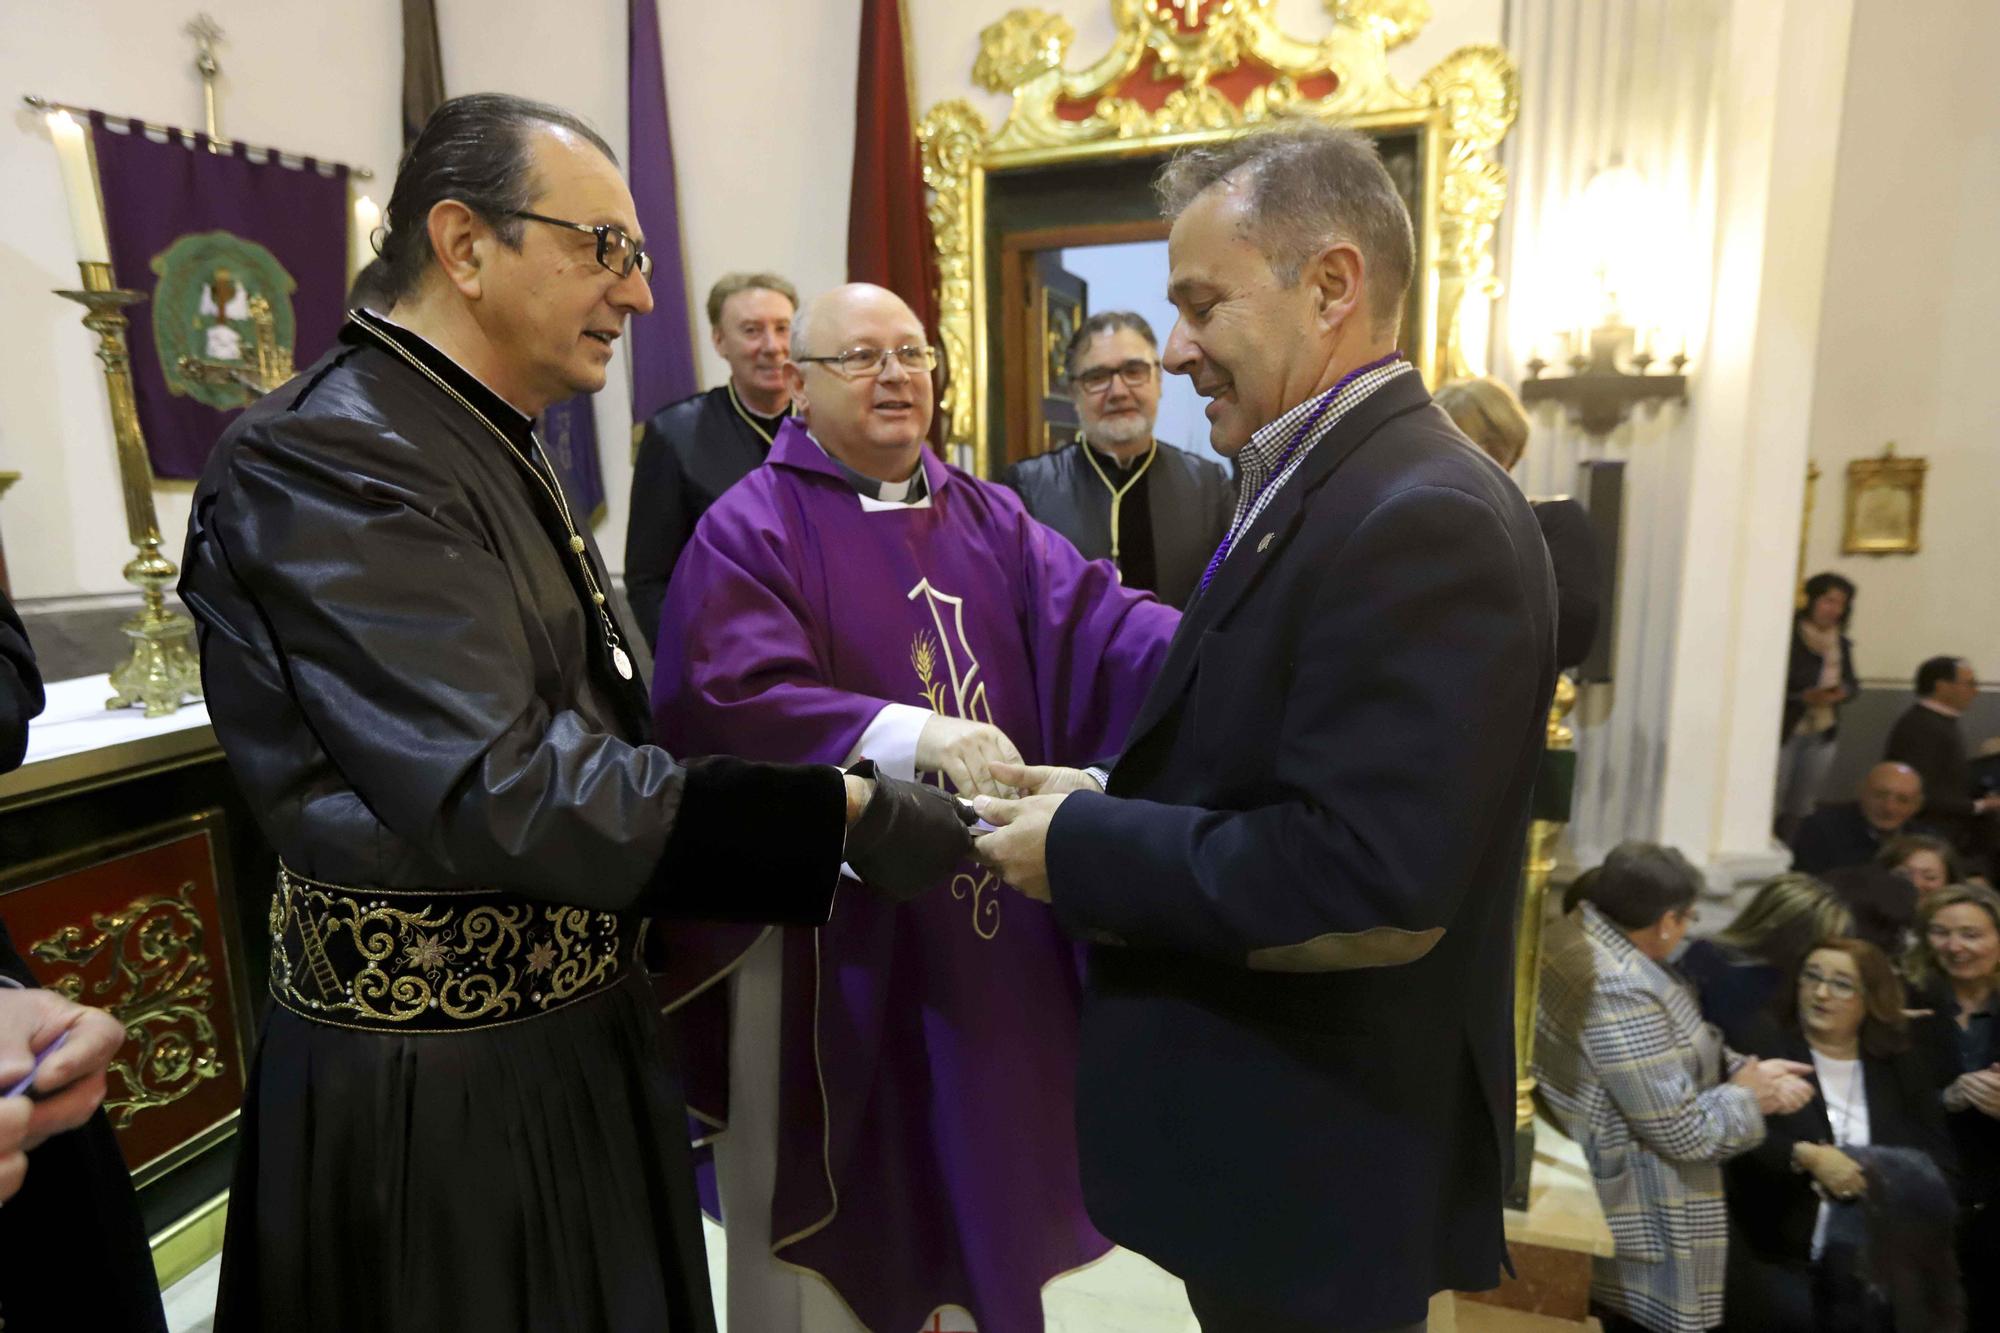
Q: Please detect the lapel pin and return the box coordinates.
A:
[1256,532,1275,553]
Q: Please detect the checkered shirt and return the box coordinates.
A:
[1207,355,1415,585]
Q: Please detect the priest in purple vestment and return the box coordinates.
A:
[651,284,1180,1333]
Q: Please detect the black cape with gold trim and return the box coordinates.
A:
[179,312,846,1332]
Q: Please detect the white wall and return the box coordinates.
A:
[0,0,1504,602]
[1798,0,2000,685]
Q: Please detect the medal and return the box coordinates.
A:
[613,646,634,680]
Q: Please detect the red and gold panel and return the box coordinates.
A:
[0,811,250,1183]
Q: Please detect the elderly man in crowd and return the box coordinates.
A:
[1791,761,1927,875]
[1003,310,1234,608]
[178,95,968,1333]
[976,122,1556,1333]
[652,282,1179,1333]
[624,270,800,647]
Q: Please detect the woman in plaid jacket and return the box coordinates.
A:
[1536,844,1818,1333]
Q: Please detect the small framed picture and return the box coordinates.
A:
[1841,446,1926,555]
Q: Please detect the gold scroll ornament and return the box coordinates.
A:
[30,879,224,1127]
[920,0,1518,475]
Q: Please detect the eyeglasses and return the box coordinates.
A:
[1800,967,1860,1000]
[1074,358,1159,393]
[511,211,652,280]
[795,345,939,379]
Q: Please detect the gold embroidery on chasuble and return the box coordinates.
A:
[908,578,1003,941]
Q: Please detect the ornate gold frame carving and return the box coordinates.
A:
[1841,443,1926,556]
[920,0,1518,473]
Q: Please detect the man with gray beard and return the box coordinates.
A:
[1003,311,1233,608]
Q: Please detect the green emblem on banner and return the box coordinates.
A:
[151,230,298,409]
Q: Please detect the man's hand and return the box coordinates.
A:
[0,988,128,1200]
[1801,685,1845,707]
[1975,794,2000,817]
[989,761,1102,797]
[916,716,1025,799]
[1730,1057,1817,1116]
[1795,1142,1867,1200]
[844,773,875,823]
[970,792,1071,903]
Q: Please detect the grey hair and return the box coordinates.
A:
[706,271,798,327]
[1155,122,1415,335]
[1062,310,1157,382]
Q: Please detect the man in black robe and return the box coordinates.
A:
[624,271,798,650]
[1002,311,1234,609]
[178,93,969,1333]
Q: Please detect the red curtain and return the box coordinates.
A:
[846,0,944,442]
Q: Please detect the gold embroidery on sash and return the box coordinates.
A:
[268,866,623,1029]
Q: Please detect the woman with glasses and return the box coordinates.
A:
[1722,938,1958,1331]
[1538,843,1817,1333]
[1907,884,2000,1325]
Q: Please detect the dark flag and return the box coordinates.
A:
[627,0,698,424]
[848,0,941,443]
[541,397,607,522]
[88,113,349,480]
[401,0,446,148]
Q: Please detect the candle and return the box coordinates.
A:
[351,194,382,278]
[47,111,111,264]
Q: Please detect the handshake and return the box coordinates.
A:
[840,716,1101,904]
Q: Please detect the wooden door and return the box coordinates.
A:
[999,250,1087,471]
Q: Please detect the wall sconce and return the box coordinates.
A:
[1521,324,1688,437]
[1519,163,1692,437]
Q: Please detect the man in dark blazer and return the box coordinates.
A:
[1886,655,1999,867]
[623,271,797,651]
[1790,761,1925,874]
[976,124,1556,1333]
[1002,311,1235,608]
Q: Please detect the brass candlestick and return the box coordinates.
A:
[55,261,203,717]
[1507,674,1578,1208]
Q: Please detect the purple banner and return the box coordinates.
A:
[627,0,699,422]
[89,114,349,480]
[540,396,606,522]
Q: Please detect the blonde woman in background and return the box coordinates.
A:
[1677,874,1853,1054]
[1905,884,2000,1325]
[1436,375,1604,671]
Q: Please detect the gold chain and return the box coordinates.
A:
[1079,437,1158,567]
[726,379,791,446]
[352,312,630,673]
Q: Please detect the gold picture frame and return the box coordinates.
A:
[919,0,1519,476]
[1841,445,1926,555]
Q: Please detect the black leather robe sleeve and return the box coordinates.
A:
[188,407,840,922]
[0,589,45,774]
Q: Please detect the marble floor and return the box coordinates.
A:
[161,1221,1587,1332]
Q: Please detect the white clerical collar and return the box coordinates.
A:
[1920,697,1964,719]
[805,431,932,511]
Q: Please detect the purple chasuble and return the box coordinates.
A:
[652,419,1178,1332]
